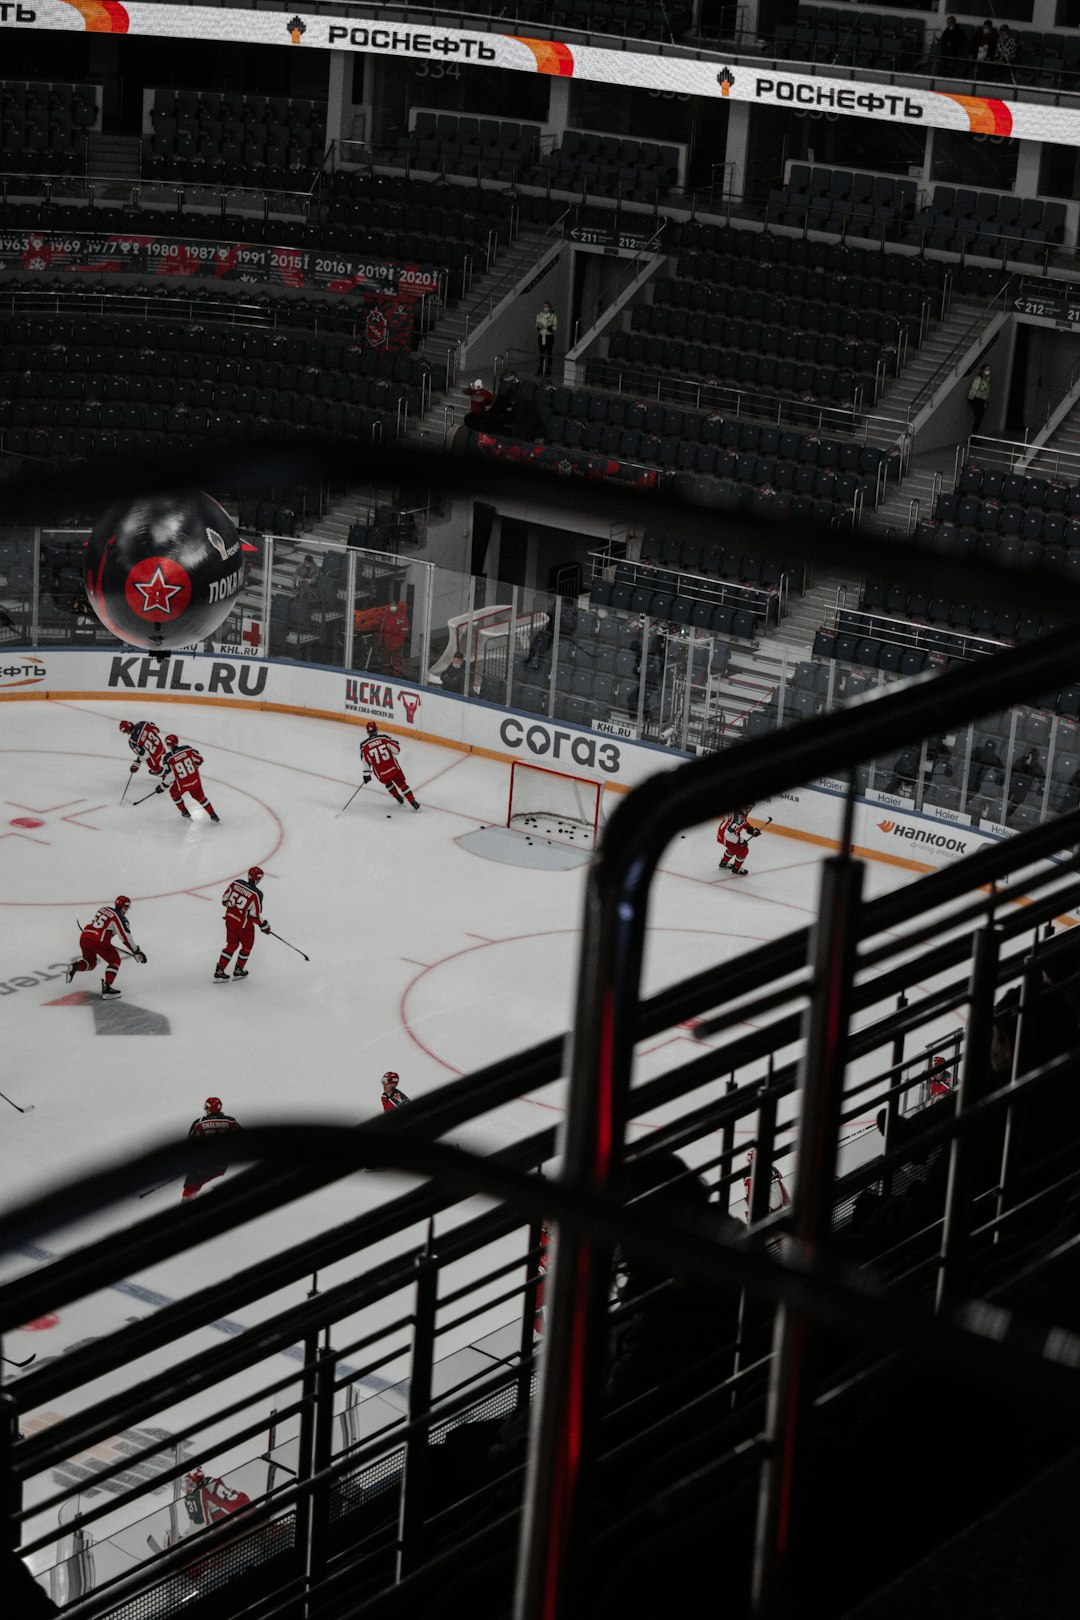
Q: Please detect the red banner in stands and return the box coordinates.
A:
[0,231,441,296]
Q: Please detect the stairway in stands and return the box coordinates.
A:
[86,132,143,189]
[872,288,1009,434]
[297,221,560,551]
[763,567,865,654]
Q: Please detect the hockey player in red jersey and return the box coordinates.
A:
[65,896,146,998]
[360,720,420,810]
[928,1054,954,1100]
[182,1466,251,1524]
[119,718,166,776]
[156,735,219,821]
[717,805,762,875]
[215,867,270,981]
[182,1097,242,1199]
[380,1072,410,1111]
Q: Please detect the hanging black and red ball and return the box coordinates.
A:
[84,491,246,651]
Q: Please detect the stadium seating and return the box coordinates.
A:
[766,165,917,240]
[538,129,681,200]
[768,8,927,72]
[908,185,1067,262]
[0,79,98,175]
[146,87,325,188]
[391,111,541,182]
[0,312,447,466]
[489,374,895,520]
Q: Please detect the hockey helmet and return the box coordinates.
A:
[187,1468,206,1486]
[247,865,264,882]
[119,720,133,733]
[115,895,132,912]
[204,1098,223,1116]
[165,733,179,748]
[382,1071,399,1086]
[365,720,379,735]
[932,1055,947,1067]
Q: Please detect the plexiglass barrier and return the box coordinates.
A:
[0,522,1070,834]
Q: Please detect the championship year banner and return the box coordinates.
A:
[0,229,440,296]
[6,1,1080,148]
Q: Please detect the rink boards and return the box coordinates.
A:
[1,646,1066,881]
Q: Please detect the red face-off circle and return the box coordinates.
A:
[123,556,193,623]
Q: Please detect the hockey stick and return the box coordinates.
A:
[120,769,135,806]
[132,784,164,807]
[0,1089,34,1115]
[138,1178,177,1198]
[335,778,367,817]
[1,1352,36,1369]
[267,930,310,962]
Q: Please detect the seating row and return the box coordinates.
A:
[952,463,1080,508]
[603,338,878,408]
[0,320,440,387]
[583,356,862,427]
[653,271,929,324]
[670,231,1005,300]
[910,185,1066,254]
[622,314,900,374]
[590,578,762,639]
[498,376,895,485]
[913,523,1080,576]
[767,166,916,239]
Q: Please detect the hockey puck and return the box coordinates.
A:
[386,814,392,819]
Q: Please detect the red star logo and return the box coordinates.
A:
[133,565,183,614]
[123,557,192,623]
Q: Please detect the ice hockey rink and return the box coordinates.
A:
[0,693,972,1570]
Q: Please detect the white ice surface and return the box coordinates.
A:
[2,697,974,1558]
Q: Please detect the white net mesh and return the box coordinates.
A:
[507,763,602,848]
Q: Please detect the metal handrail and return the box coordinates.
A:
[904,279,1014,427]
[458,208,570,350]
[520,611,1080,1618]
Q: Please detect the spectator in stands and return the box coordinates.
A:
[994,24,1018,72]
[536,301,558,378]
[937,15,966,63]
[973,19,998,70]
[465,377,495,434]
[1008,745,1045,815]
[440,652,466,693]
[967,364,991,434]
[377,600,409,678]
[295,554,317,599]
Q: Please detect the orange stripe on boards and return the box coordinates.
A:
[763,820,1078,927]
[9,690,1069,920]
[2,687,632,793]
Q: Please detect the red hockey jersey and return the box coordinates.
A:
[361,731,403,782]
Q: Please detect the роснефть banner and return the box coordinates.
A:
[7,2,1080,148]
[0,230,441,295]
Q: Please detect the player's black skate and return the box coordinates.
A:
[208,811,220,823]
[101,982,121,999]
[213,967,229,983]
[178,805,191,819]
[408,796,420,811]
[65,961,79,984]
[233,968,249,980]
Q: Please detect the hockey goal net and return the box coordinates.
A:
[507,761,603,848]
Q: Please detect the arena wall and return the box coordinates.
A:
[1,647,1068,882]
